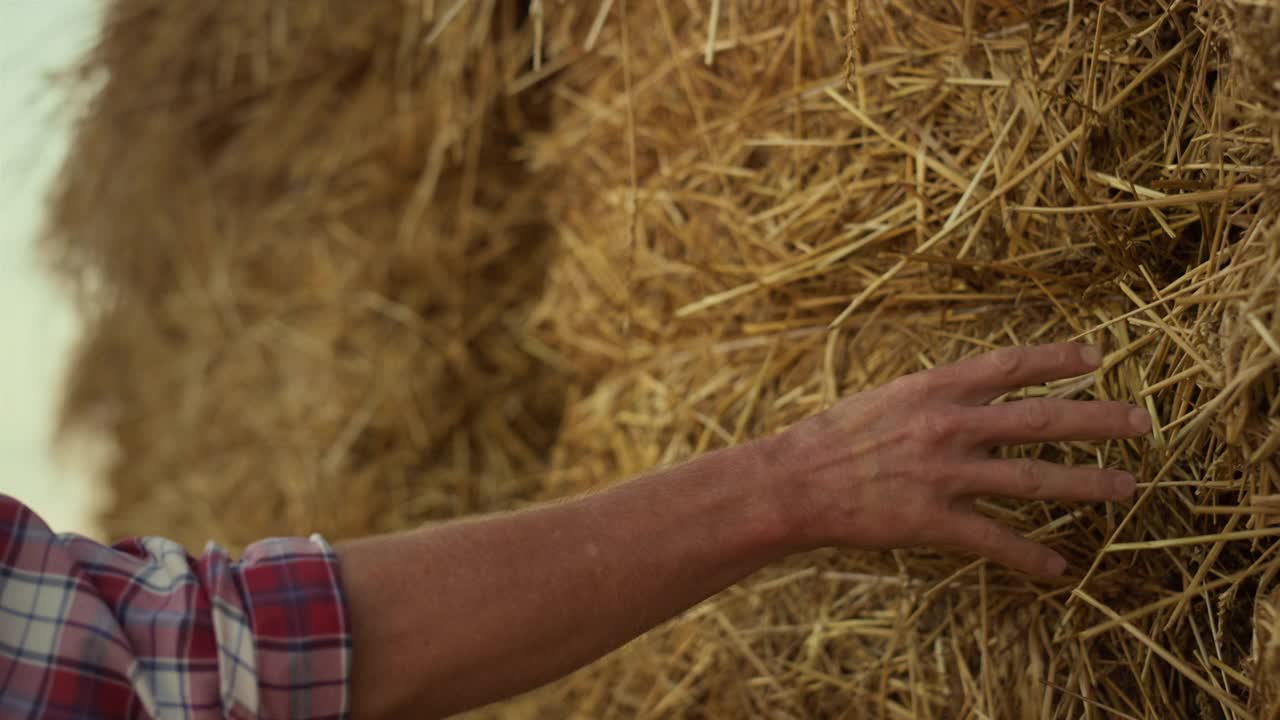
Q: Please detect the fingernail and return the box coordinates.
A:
[1114,472,1136,498]
[1129,408,1152,433]
[1047,555,1068,577]
[1081,345,1103,368]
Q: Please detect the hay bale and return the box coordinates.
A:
[43,0,1280,717]
[522,0,1279,716]
[46,0,565,550]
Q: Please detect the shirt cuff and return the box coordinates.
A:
[227,534,352,719]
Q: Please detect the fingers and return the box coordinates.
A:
[951,459,1136,502]
[922,343,1102,405]
[944,513,1067,577]
[964,398,1151,445]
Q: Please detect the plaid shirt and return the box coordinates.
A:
[0,495,350,719]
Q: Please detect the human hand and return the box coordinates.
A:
[772,343,1149,576]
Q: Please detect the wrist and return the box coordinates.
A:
[754,413,870,553]
[743,430,821,555]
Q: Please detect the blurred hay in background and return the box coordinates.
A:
[46,0,565,550]
[46,0,1278,717]
[519,0,1279,716]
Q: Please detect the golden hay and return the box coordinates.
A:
[46,0,564,551]
[44,0,1280,718]
[514,0,1279,717]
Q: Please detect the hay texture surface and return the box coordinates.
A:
[521,1,1279,717]
[47,0,1280,718]
[48,1,563,550]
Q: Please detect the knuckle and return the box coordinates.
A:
[934,465,965,494]
[1017,459,1045,498]
[918,409,960,442]
[1022,399,1052,431]
[890,374,927,398]
[993,347,1022,377]
[916,462,954,496]
[912,370,944,396]
[975,521,1001,551]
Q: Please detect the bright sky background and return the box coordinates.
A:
[0,0,106,539]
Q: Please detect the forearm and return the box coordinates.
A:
[336,437,794,718]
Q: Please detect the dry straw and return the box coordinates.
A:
[518,0,1279,717]
[46,1,564,550]
[45,0,1278,718]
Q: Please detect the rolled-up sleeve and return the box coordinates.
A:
[0,494,350,719]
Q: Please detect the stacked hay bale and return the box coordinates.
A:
[46,0,565,550]
[44,0,1278,717]
[521,0,1279,717]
